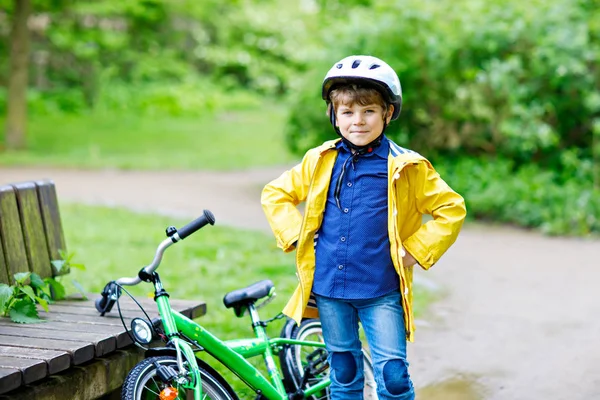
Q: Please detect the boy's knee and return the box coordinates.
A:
[331,351,357,384]
[382,359,412,395]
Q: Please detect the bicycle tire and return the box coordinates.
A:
[280,318,377,400]
[121,355,238,400]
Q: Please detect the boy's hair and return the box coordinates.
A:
[328,84,389,115]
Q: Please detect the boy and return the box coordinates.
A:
[261,55,466,399]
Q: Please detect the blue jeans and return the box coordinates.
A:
[315,291,415,400]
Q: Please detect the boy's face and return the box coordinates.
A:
[335,102,393,147]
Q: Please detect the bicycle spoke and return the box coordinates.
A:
[144,378,160,397]
[150,376,161,390]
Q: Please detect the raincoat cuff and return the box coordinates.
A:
[403,237,434,270]
[279,231,300,253]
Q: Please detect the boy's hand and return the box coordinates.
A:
[401,246,418,268]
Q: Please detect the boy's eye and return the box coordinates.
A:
[342,111,353,115]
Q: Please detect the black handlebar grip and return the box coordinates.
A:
[177,210,215,240]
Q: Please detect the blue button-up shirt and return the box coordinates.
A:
[313,136,399,299]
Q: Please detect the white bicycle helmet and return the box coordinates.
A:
[322,55,402,120]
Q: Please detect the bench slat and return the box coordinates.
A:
[0,336,94,365]
[0,356,47,385]
[0,367,21,394]
[0,240,7,285]
[40,312,137,325]
[34,181,67,276]
[11,183,51,279]
[0,186,29,280]
[0,320,133,351]
[42,297,207,320]
[0,325,116,358]
[0,346,70,375]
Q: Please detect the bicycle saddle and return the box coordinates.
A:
[223,279,274,317]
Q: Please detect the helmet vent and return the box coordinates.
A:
[369,64,381,70]
[336,63,343,69]
[351,60,362,69]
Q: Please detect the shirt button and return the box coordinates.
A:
[343,208,349,213]
[338,265,344,270]
[347,182,353,187]
[340,236,346,242]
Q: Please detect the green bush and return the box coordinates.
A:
[435,157,599,235]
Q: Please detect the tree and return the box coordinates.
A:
[4,0,32,150]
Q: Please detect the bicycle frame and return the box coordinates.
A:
[152,274,330,400]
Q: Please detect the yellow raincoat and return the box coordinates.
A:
[261,139,466,341]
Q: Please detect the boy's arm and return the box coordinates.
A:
[261,151,314,253]
[402,162,467,270]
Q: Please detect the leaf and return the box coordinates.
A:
[29,273,46,290]
[69,262,86,271]
[37,284,52,299]
[38,292,52,304]
[9,299,41,323]
[36,297,49,313]
[46,279,66,300]
[19,286,36,302]
[54,250,86,271]
[13,272,31,285]
[51,260,66,274]
[0,284,14,315]
[71,280,88,300]
[58,249,71,262]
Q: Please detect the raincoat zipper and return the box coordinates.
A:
[391,161,414,340]
[295,150,328,317]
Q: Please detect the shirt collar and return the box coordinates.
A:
[336,135,389,159]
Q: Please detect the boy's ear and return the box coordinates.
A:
[386,105,394,123]
[327,103,339,127]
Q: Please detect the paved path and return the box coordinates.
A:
[2,166,599,400]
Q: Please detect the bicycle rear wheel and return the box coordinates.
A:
[121,356,238,400]
[279,318,377,400]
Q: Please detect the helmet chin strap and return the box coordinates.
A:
[329,106,388,155]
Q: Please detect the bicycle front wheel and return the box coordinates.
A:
[121,356,238,400]
[280,318,377,400]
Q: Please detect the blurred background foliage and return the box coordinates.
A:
[0,0,598,235]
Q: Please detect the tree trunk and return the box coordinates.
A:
[5,0,32,150]
[594,132,600,189]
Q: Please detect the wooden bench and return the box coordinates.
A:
[0,180,206,399]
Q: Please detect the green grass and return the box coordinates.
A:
[0,106,296,170]
[62,204,298,337]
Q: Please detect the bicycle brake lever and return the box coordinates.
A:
[95,281,120,316]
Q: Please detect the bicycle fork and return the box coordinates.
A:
[154,281,204,399]
[160,338,203,400]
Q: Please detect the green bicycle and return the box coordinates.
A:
[95,210,376,400]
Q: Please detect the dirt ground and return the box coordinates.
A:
[2,166,599,400]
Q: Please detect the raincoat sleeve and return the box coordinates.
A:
[261,150,316,253]
[402,161,467,270]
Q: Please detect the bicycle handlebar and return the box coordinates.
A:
[95,210,215,314]
[175,210,215,240]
